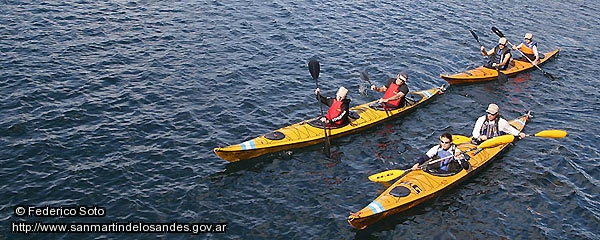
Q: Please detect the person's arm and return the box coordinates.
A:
[498,118,525,138]
[472,116,485,139]
[316,93,333,107]
[389,86,408,101]
[412,146,437,170]
[372,78,393,93]
[452,147,464,159]
[532,45,540,64]
[497,52,511,67]
[480,46,487,56]
[512,43,523,50]
[370,85,386,92]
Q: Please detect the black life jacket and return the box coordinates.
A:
[490,45,511,69]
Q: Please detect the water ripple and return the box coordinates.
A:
[1,0,599,239]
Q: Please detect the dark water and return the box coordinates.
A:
[1,0,599,239]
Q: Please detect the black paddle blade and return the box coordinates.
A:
[308,59,320,81]
[491,26,504,38]
[469,30,479,42]
[359,70,370,82]
[544,72,556,81]
[498,71,508,82]
[323,135,331,158]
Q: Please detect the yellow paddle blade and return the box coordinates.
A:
[478,135,515,149]
[534,129,567,138]
[452,135,472,144]
[368,169,405,182]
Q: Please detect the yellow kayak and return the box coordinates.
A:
[347,113,530,229]
[214,85,446,162]
[440,49,559,85]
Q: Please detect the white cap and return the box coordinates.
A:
[336,86,348,98]
[498,37,508,45]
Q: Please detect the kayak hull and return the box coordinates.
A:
[440,49,559,85]
[347,113,530,229]
[214,85,446,162]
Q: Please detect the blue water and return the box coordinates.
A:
[1,0,599,239]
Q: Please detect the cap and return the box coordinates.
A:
[397,71,408,81]
[336,86,348,98]
[486,104,499,115]
[524,32,533,39]
[498,37,508,45]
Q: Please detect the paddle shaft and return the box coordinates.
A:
[370,148,476,182]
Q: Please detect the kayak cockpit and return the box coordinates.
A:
[422,161,465,177]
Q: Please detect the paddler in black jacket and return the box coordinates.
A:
[315,86,351,128]
[481,37,512,70]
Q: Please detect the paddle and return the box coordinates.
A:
[359,69,391,115]
[358,70,374,96]
[368,154,468,183]
[470,29,508,81]
[452,135,473,145]
[491,27,556,80]
[308,59,331,158]
[359,70,373,86]
[368,135,511,182]
[528,129,567,138]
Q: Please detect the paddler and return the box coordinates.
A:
[472,103,527,144]
[481,37,512,70]
[512,32,540,65]
[370,71,410,109]
[411,133,467,172]
[315,86,351,128]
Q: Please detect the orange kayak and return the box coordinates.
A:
[440,49,559,85]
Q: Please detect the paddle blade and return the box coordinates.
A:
[308,59,320,81]
[359,70,370,82]
[452,135,473,145]
[479,135,515,149]
[469,30,478,41]
[368,169,405,182]
[534,130,567,138]
[498,71,508,81]
[323,134,331,158]
[491,26,504,38]
[544,71,556,81]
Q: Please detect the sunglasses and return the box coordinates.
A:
[487,112,498,116]
[440,140,451,144]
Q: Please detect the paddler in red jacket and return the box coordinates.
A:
[315,86,351,127]
[370,71,410,109]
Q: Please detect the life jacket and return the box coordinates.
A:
[490,45,511,65]
[520,41,537,55]
[382,82,402,107]
[326,99,344,125]
[436,145,456,171]
[480,116,500,138]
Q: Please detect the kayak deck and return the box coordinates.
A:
[347,113,530,229]
[440,49,559,85]
[214,85,446,162]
